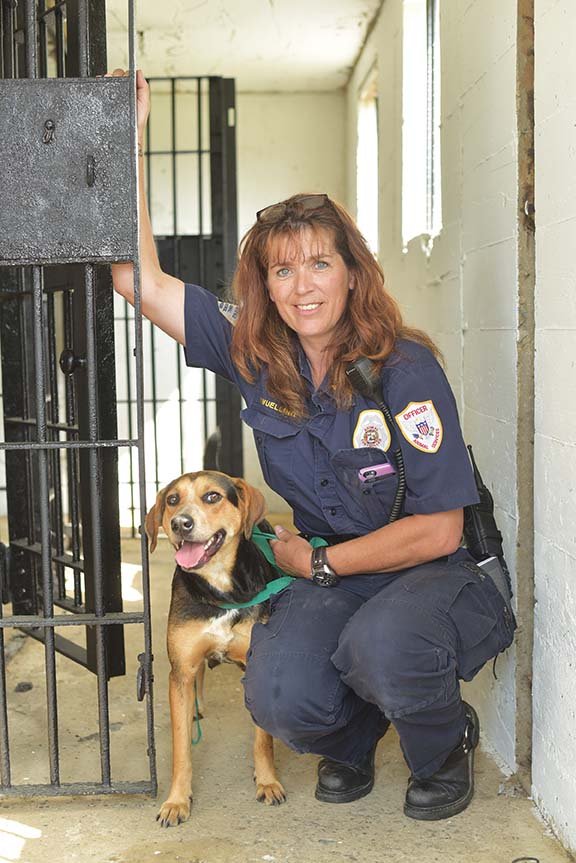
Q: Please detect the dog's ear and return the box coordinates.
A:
[233,478,266,539]
[145,488,167,553]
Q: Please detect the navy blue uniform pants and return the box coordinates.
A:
[243,549,515,779]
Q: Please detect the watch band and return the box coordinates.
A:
[310,545,340,587]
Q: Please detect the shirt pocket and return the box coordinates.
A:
[241,407,300,495]
[330,447,399,529]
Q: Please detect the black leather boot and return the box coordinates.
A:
[404,702,480,821]
[315,717,391,804]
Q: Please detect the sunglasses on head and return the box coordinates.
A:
[256,193,331,223]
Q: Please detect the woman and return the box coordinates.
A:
[112,70,515,819]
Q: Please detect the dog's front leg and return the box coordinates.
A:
[157,663,201,827]
[253,726,286,805]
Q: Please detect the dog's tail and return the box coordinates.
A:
[203,428,222,471]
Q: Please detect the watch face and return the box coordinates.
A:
[312,570,339,587]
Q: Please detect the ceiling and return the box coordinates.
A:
[106,0,382,91]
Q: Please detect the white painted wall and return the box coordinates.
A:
[236,91,347,512]
[346,0,519,769]
[532,0,576,851]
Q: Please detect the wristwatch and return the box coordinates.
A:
[310,546,340,587]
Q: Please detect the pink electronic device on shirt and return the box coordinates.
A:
[358,462,396,483]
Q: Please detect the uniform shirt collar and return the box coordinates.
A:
[294,340,357,408]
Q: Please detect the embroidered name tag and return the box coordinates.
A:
[353,410,391,451]
[395,400,443,453]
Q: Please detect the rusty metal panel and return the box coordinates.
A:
[0,77,137,265]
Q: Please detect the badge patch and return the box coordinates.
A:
[218,300,239,326]
[353,410,391,451]
[395,400,443,453]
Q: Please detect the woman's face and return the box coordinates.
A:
[266,227,353,352]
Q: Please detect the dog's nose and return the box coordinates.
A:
[171,514,194,535]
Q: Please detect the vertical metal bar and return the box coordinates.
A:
[2,0,16,80]
[149,325,160,489]
[84,264,111,785]
[38,0,46,77]
[18,272,39,613]
[145,82,160,491]
[129,0,157,793]
[76,0,88,78]
[198,78,204,251]
[46,292,65,600]
[0,592,11,786]
[32,266,60,786]
[425,0,437,234]
[209,77,242,476]
[55,3,65,78]
[172,78,185,476]
[24,0,37,77]
[197,78,208,455]
[123,307,136,535]
[25,0,60,786]
[63,290,83,605]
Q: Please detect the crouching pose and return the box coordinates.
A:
[112,68,516,821]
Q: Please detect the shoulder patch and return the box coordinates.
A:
[394,400,443,453]
[353,410,391,452]
[217,300,239,326]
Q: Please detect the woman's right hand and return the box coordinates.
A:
[107,68,150,143]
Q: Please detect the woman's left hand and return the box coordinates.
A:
[269,526,312,578]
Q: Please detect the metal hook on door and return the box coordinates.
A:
[42,119,55,144]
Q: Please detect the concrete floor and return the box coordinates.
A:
[1,534,573,863]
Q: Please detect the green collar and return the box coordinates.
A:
[217,527,328,610]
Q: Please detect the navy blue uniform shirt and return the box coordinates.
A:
[184,284,479,538]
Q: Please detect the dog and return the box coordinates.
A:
[145,469,288,827]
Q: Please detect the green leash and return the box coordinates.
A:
[192,680,203,745]
[191,528,328,744]
[217,527,328,610]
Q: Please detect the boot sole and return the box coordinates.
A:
[315,776,374,804]
[403,748,475,821]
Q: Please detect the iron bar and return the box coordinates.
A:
[24,0,37,78]
[38,0,46,77]
[122,298,136,536]
[0,780,153,797]
[63,288,82,602]
[4,417,80,432]
[83,263,112,786]
[0,587,11,786]
[172,78,185,477]
[1,0,16,79]
[11,538,83,569]
[198,79,208,450]
[54,1,64,77]
[38,1,67,21]
[31,264,61,787]
[0,613,145,628]
[0,439,138,451]
[131,0,157,785]
[76,0,88,78]
[149,327,160,489]
[142,148,209,157]
[46,292,66,601]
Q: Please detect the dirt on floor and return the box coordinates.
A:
[0,536,572,863]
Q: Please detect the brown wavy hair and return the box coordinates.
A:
[230,193,439,417]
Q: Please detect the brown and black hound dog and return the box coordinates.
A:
[145,470,287,827]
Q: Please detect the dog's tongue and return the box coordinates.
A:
[176,541,206,569]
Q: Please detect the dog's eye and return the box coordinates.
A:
[203,491,222,504]
[166,493,179,506]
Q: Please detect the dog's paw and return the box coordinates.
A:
[255,780,287,806]
[156,796,192,827]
